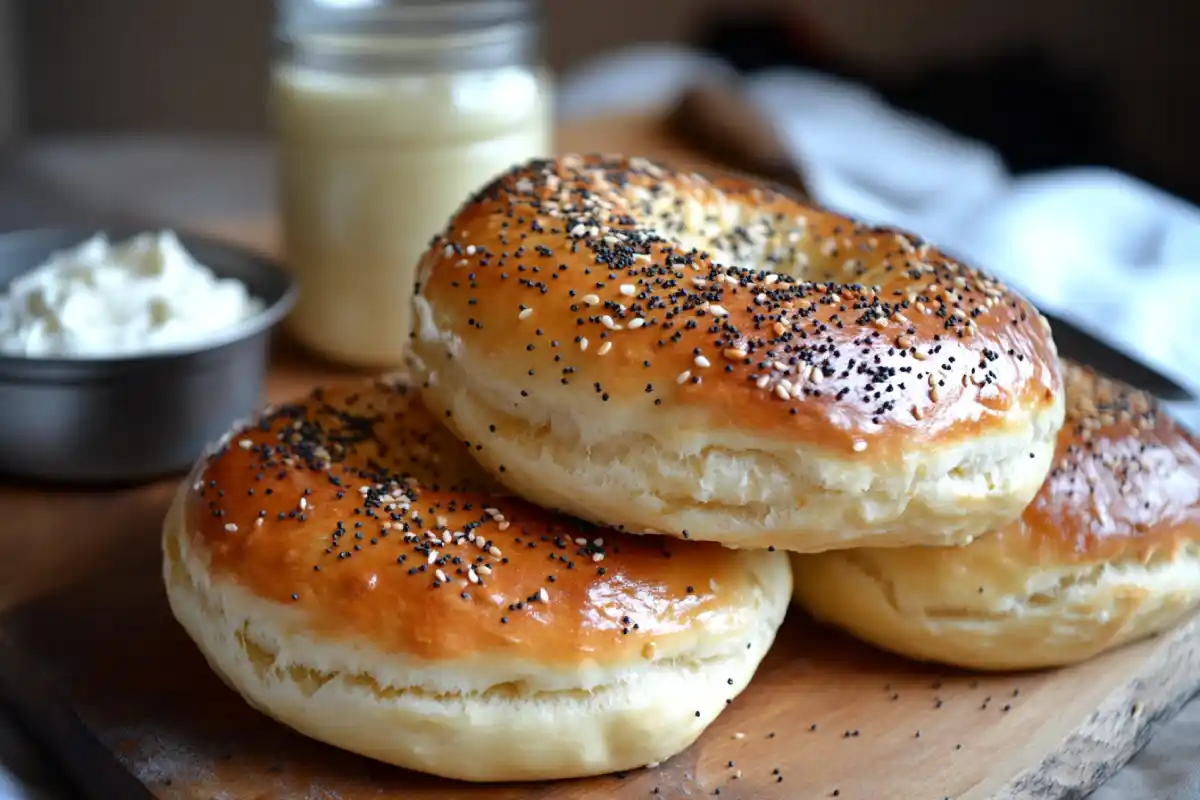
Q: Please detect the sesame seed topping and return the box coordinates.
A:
[194,380,739,656]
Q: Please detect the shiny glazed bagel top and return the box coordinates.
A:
[182,380,773,665]
[1008,362,1200,562]
[414,155,1063,456]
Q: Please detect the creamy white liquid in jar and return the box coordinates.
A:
[272,2,552,368]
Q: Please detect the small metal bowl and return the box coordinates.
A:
[0,228,297,485]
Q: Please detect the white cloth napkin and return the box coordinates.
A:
[560,45,1200,429]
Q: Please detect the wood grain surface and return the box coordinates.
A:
[0,114,1197,800]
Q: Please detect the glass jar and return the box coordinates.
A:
[271,0,553,368]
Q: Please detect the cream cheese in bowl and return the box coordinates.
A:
[0,228,296,484]
[0,231,264,358]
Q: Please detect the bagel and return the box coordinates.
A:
[411,154,1065,552]
[162,378,792,782]
[789,362,1200,671]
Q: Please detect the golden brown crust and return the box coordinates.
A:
[413,154,1062,459]
[184,379,762,665]
[788,361,1200,670]
[1002,362,1200,563]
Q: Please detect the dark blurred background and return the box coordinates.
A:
[3,0,1198,204]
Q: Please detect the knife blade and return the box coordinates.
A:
[1037,311,1192,401]
[0,639,155,800]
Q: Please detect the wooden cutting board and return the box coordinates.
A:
[1,114,1199,800]
[2,509,1198,800]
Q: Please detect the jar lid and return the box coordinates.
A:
[275,0,541,71]
[277,0,536,39]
